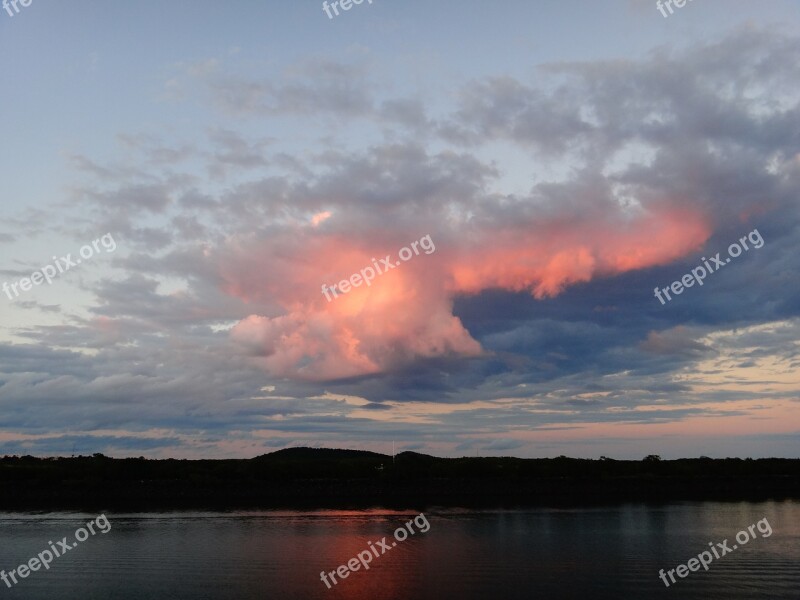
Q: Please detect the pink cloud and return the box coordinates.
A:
[224,206,711,380]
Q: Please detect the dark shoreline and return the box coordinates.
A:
[2,448,798,511]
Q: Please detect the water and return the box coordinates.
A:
[0,501,797,599]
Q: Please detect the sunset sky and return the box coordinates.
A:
[1,0,799,458]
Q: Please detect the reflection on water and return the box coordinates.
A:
[0,502,797,599]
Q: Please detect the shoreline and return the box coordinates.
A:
[2,449,798,511]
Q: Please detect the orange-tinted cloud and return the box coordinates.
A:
[226,206,711,380]
[447,207,710,298]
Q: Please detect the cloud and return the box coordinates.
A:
[640,326,714,358]
[208,58,374,118]
[1,26,799,457]
[221,159,710,380]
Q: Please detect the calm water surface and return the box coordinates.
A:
[0,501,797,599]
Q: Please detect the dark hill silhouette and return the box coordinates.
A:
[254,447,387,460]
[0,450,798,510]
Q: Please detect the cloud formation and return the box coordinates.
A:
[1,24,799,458]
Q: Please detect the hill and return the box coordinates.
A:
[0,450,798,510]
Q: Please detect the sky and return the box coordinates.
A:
[0,0,799,459]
